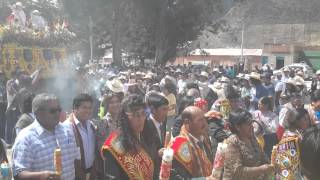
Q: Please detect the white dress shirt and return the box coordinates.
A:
[150,115,162,142]
[73,115,95,169]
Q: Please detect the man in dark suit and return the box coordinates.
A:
[142,91,169,180]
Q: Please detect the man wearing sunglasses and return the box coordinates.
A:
[66,93,97,180]
[12,93,79,180]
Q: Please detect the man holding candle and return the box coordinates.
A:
[12,94,79,180]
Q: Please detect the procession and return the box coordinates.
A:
[1,1,320,180]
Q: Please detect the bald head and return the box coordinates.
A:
[182,106,206,138]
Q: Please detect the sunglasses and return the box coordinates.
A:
[41,107,62,114]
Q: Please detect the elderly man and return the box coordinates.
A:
[12,94,79,180]
[169,106,213,179]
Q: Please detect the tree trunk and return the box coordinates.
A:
[112,0,123,67]
[155,0,177,66]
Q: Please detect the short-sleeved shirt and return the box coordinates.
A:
[165,93,176,117]
[12,120,79,180]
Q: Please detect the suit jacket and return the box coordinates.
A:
[66,114,98,180]
[141,115,166,180]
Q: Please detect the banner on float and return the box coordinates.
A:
[0,44,66,77]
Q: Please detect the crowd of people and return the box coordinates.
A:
[0,63,320,180]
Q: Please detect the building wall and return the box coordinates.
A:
[263,53,294,68]
[173,55,261,69]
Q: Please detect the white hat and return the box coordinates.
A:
[236,73,244,78]
[213,68,219,72]
[283,67,290,72]
[106,79,124,93]
[15,2,24,7]
[143,74,153,79]
[220,76,230,83]
[32,10,40,15]
[249,72,261,80]
[118,75,126,80]
[200,71,209,78]
[316,70,320,75]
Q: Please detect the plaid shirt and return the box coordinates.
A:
[12,120,80,180]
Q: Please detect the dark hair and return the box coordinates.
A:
[186,82,199,91]
[259,96,272,111]
[18,88,35,114]
[101,93,123,111]
[229,110,252,134]
[178,96,195,115]
[311,89,320,102]
[72,93,93,109]
[300,124,320,179]
[250,78,261,86]
[22,93,35,114]
[146,91,168,109]
[118,94,146,153]
[205,89,218,109]
[284,108,309,130]
[225,85,240,100]
[163,83,176,95]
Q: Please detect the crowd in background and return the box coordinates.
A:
[0,62,320,180]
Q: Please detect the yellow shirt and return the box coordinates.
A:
[165,93,176,117]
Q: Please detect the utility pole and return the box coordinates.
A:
[240,23,248,71]
[89,16,93,65]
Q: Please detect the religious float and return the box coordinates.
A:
[0,2,76,78]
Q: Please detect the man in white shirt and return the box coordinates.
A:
[177,73,188,95]
[9,2,26,28]
[66,93,96,180]
[30,10,47,30]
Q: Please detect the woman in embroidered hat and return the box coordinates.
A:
[102,95,154,180]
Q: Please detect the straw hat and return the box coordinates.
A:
[220,76,230,83]
[236,73,244,78]
[200,71,209,78]
[16,2,24,8]
[32,10,40,15]
[143,74,153,80]
[213,68,219,72]
[283,67,290,72]
[106,79,124,93]
[118,75,126,80]
[249,72,261,80]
